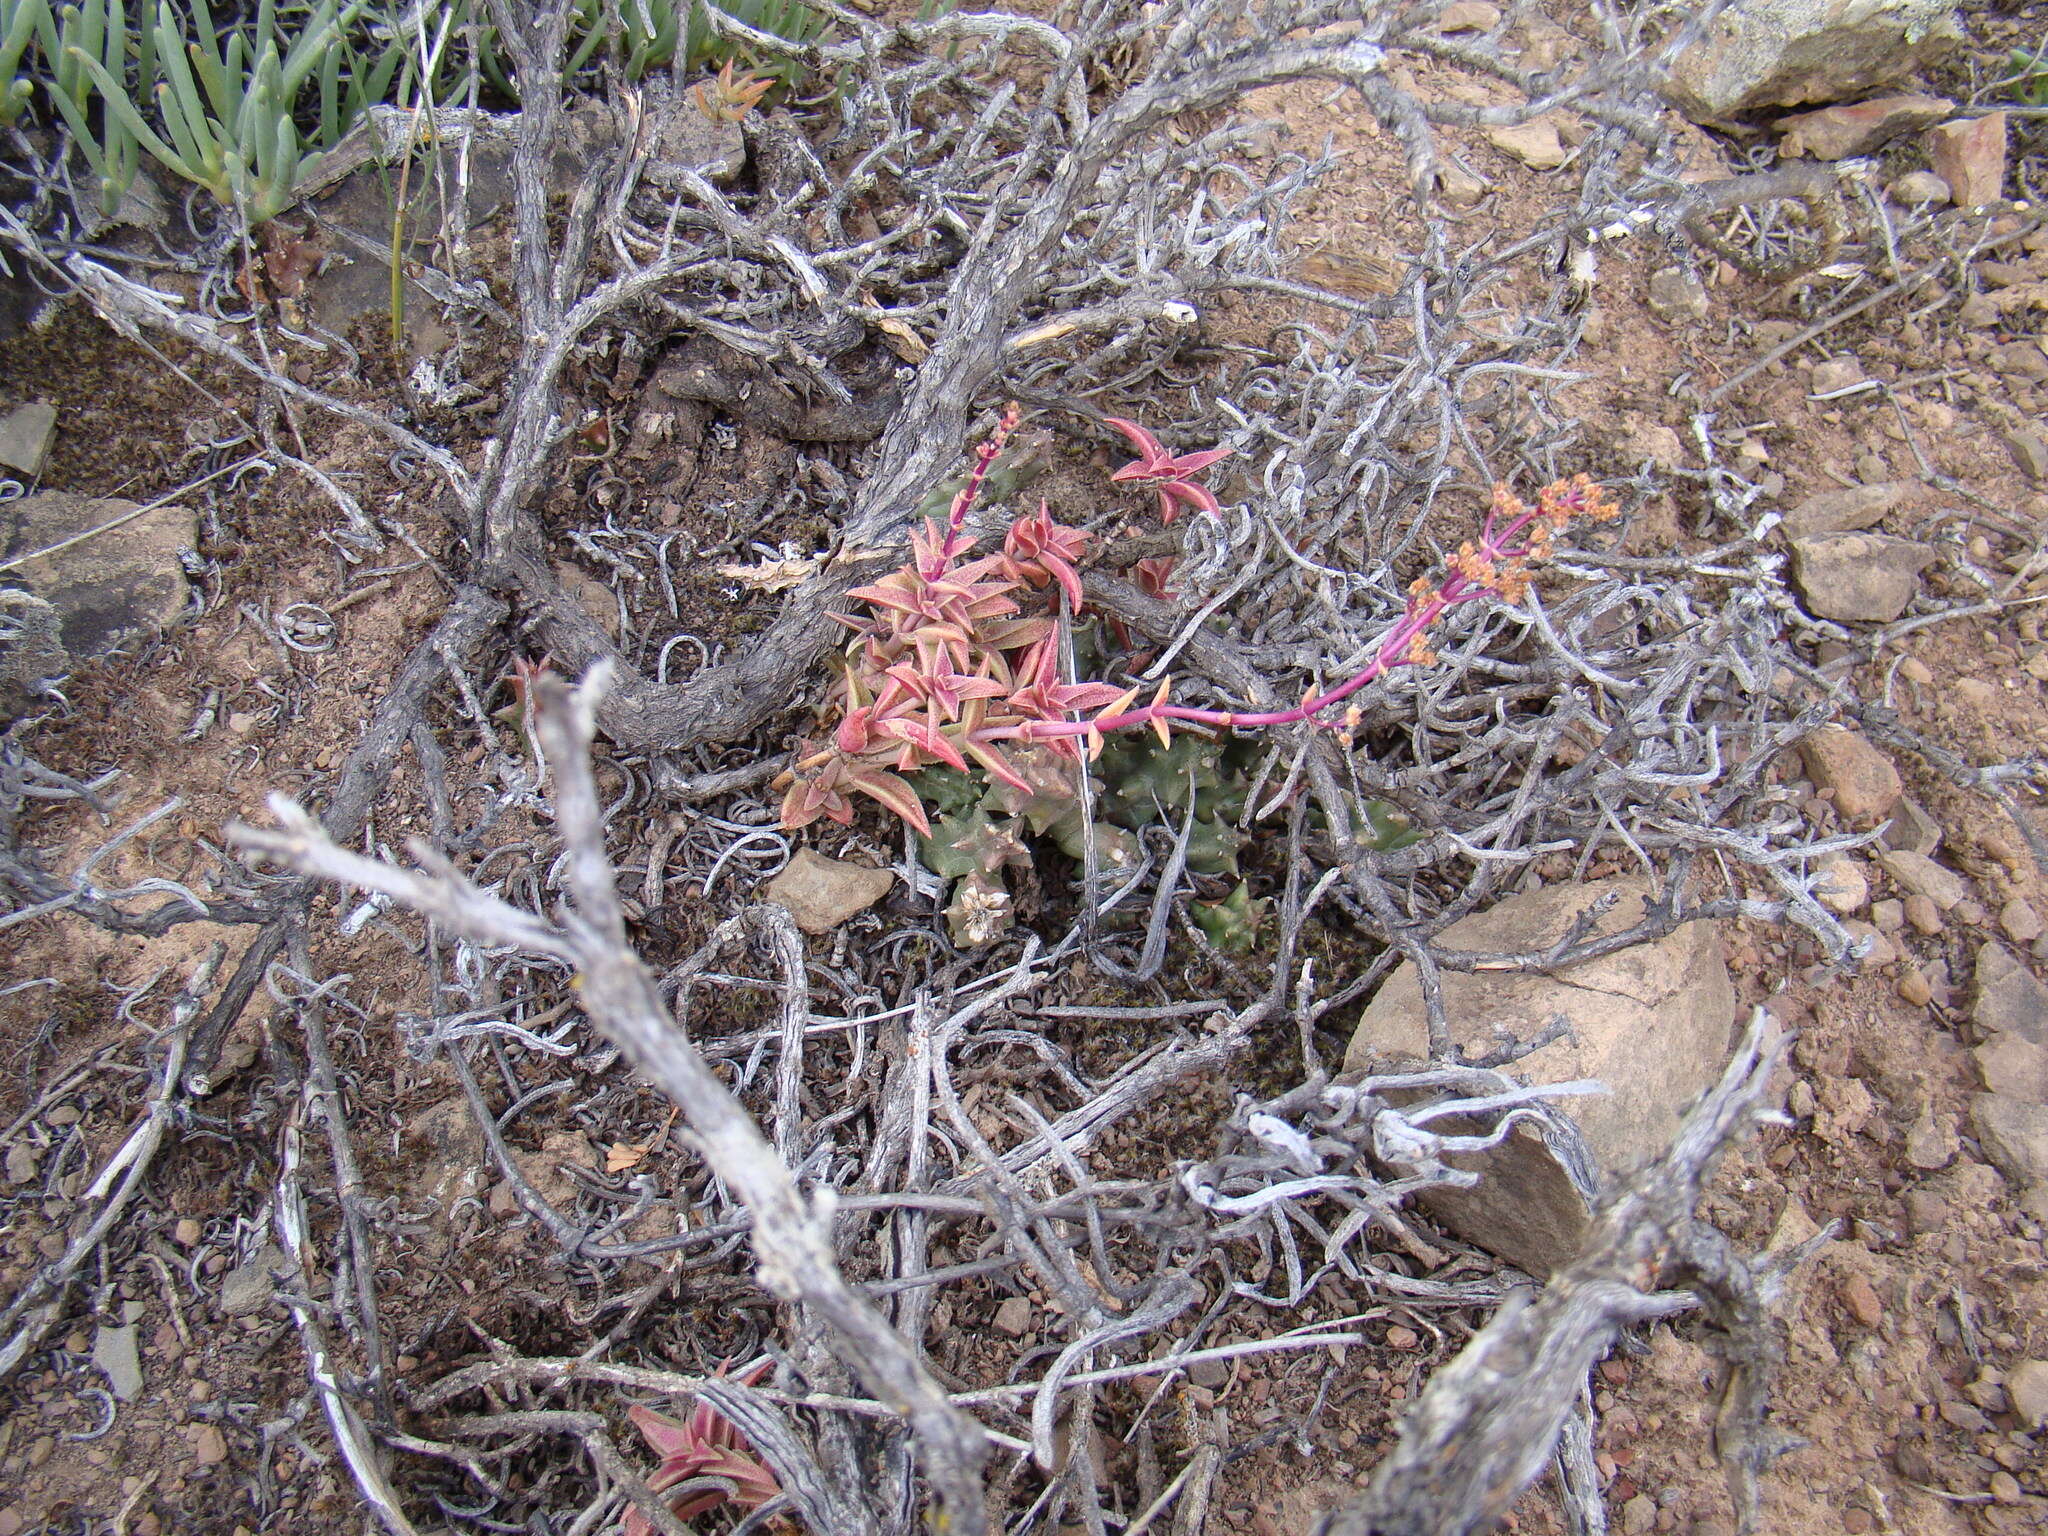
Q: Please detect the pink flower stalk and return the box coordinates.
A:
[1103,417,1233,523]
[1024,475,1620,749]
[925,402,1022,578]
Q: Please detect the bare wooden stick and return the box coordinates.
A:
[232,663,991,1534]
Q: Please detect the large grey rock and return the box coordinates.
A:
[1975,943,2048,1043]
[1343,877,1737,1275]
[1659,0,1963,120]
[0,492,196,657]
[1789,531,1935,622]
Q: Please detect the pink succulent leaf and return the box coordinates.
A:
[879,714,970,772]
[844,766,932,835]
[1102,415,1166,459]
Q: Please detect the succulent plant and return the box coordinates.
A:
[1192,880,1266,955]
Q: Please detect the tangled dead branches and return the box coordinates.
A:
[9,1,2042,1532]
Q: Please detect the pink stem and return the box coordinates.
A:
[926,407,1019,578]
[1027,505,1547,743]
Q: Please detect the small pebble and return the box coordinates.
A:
[193,1424,227,1465]
[173,1218,202,1247]
[1871,898,1905,933]
[1951,899,1986,927]
[1840,1273,1884,1328]
[1988,1470,2021,1504]
[1904,894,1943,936]
[2001,899,2043,945]
[1898,969,1933,1007]
[45,1105,79,1127]
[1385,1325,1420,1350]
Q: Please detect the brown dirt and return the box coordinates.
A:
[3,8,2048,1536]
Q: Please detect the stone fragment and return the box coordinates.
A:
[1972,1095,2048,1186]
[1647,266,1710,324]
[1975,1032,2048,1100]
[3,1142,35,1184]
[0,492,197,658]
[1809,356,1867,395]
[1839,1271,1884,1328]
[1436,159,1487,208]
[1485,118,1568,170]
[1974,944,2048,1043]
[1343,877,1735,1275]
[1437,1,1500,30]
[192,1424,227,1466]
[2001,899,2044,946]
[2003,430,2048,483]
[1657,0,1962,120]
[217,1245,284,1317]
[1812,856,1869,914]
[0,402,56,476]
[1789,532,1934,622]
[1843,920,1894,968]
[1875,849,1967,911]
[763,850,895,935]
[1881,796,1941,857]
[93,1319,143,1400]
[1926,113,2007,208]
[1898,968,1933,1007]
[1903,893,1942,936]
[1889,170,1951,205]
[2008,1359,2048,1431]
[1797,729,1901,821]
[992,1296,1033,1337]
[1904,1103,1956,1170]
[1778,93,1952,158]
[1781,481,1914,539]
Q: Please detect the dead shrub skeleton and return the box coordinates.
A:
[4,2,2043,1534]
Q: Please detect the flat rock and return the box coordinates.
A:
[1972,1094,2048,1187]
[1485,119,1569,170]
[2009,1359,2048,1431]
[1657,0,1961,120]
[1647,266,1711,324]
[1889,170,1951,205]
[1813,856,1870,914]
[764,849,894,934]
[218,1244,285,1317]
[2004,430,2048,484]
[1797,728,1901,821]
[1976,1032,2048,1100]
[0,402,56,476]
[92,1318,143,1400]
[1781,481,1914,539]
[0,492,196,657]
[1875,848,1967,910]
[1437,1,1500,30]
[1926,113,2007,209]
[1778,93,1952,158]
[1343,876,1735,1275]
[1789,531,1934,622]
[1974,944,2048,1044]
[1881,795,1942,857]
